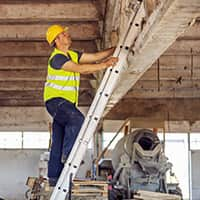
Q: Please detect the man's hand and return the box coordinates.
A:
[104,57,118,68]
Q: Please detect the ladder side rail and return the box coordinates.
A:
[50,1,145,199]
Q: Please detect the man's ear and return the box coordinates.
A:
[54,37,59,47]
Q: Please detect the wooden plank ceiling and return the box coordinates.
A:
[0,0,200,123]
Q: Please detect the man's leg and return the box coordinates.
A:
[45,98,67,186]
[48,120,64,186]
[61,109,84,162]
[56,100,85,162]
[46,98,84,167]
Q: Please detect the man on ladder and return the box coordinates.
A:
[44,24,118,187]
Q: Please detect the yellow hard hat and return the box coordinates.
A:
[46,25,68,45]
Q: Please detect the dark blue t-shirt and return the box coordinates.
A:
[50,50,82,69]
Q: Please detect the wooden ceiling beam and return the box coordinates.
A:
[134,80,200,90]
[0,69,47,81]
[0,90,94,106]
[122,63,199,81]
[164,40,200,55]
[2,58,198,81]
[0,41,97,56]
[0,57,48,69]
[158,55,191,69]
[126,88,200,98]
[0,1,99,22]
[0,99,91,107]
[103,119,200,133]
[0,22,100,41]
[0,90,92,99]
[0,69,95,81]
[1,54,199,69]
[105,98,200,121]
[0,99,45,107]
[150,55,200,70]
[179,21,200,40]
[0,80,92,91]
[140,67,197,81]
[0,106,89,131]
[105,0,200,115]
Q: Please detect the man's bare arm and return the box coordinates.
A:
[62,57,118,74]
[79,47,115,64]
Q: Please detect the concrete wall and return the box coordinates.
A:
[191,150,200,200]
[0,149,93,200]
[0,149,44,200]
[77,149,93,178]
[0,107,89,131]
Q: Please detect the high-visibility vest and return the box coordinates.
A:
[44,48,80,106]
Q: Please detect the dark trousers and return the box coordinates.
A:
[45,97,84,183]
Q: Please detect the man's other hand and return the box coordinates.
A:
[104,57,118,68]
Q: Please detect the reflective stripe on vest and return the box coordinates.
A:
[44,48,80,105]
[47,75,80,81]
[45,82,78,91]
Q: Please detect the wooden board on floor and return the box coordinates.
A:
[72,179,108,198]
[133,190,181,200]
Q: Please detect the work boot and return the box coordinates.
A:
[48,177,58,187]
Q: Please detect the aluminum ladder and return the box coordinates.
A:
[50,1,145,199]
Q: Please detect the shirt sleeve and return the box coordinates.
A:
[73,50,83,63]
[50,54,71,70]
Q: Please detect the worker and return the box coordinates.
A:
[44,25,118,186]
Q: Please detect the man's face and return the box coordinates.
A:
[56,30,72,47]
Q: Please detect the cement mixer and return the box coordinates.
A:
[109,129,182,199]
